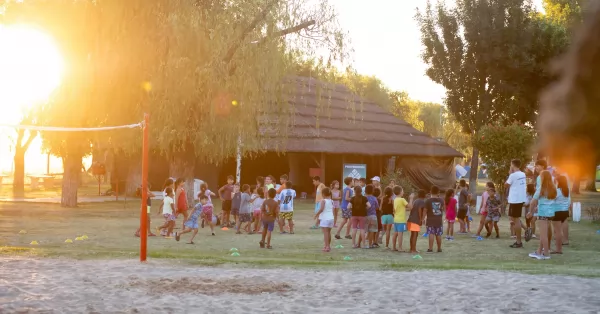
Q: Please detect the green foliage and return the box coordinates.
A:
[543,0,583,27]
[381,169,416,195]
[473,123,535,196]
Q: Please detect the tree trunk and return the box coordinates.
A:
[61,152,83,207]
[572,177,581,194]
[468,148,479,195]
[170,154,195,207]
[12,148,25,198]
[584,163,597,192]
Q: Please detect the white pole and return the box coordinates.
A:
[236,134,242,184]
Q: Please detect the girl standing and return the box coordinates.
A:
[528,171,557,260]
[524,183,536,241]
[236,184,253,234]
[334,177,354,240]
[444,189,457,240]
[380,187,395,249]
[174,178,189,229]
[331,181,341,228]
[314,187,334,252]
[551,175,571,254]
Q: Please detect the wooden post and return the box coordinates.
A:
[320,152,326,183]
[140,113,149,262]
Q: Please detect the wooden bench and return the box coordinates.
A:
[28,175,55,190]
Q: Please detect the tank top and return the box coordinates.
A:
[332,190,341,208]
[382,199,394,215]
[177,189,188,210]
[319,199,334,221]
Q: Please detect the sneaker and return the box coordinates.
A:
[532,234,537,239]
[524,227,532,242]
[211,232,215,236]
[528,252,539,258]
[509,242,523,248]
[511,235,517,239]
[536,254,551,260]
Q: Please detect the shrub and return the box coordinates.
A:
[381,169,416,196]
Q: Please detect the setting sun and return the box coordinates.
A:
[0,24,64,124]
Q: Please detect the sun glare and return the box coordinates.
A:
[0,24,64,124]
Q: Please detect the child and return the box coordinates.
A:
[260,188,280,249]
[456,180,470,234]
[373,187,384,245]
[445,189,457,240]
[528,170,557,260]
[135,185,156,237]
[175,194,207,244]
[201,193,216,236]
[231,184,241,230]
[218,175,235,228]
[365,184,380,248]
[380,187,395,249]
[485,188,501,238]
[251,186,265,233]
[335,177,354,240]
[276,174,288,199]
[174,178,189,229]
[312,176,326,229]
[407,190,426,254]
[200,183,216,203]
[425,186,445,253]
[331,180,341,228]
[359,178,367,195]
[524,183,536,241]
[277,181,296,234]
[236,184,253,234]
[392,186,409,252]
[314,187,334,252]
[475,182,495,237]
[157,187,176,238]
[348,186,370,249]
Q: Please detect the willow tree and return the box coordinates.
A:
[416,0,568,192]
[3,0,348,206]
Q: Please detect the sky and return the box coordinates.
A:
[330,0,544,104]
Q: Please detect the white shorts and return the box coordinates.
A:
[319,219,334,228]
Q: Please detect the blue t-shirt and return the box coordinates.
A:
[341,187,353,210]
[533,187,556,218]
[366,195,378,216]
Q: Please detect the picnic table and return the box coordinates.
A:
[28,175,55,190]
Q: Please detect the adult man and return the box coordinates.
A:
[506,159,527,248]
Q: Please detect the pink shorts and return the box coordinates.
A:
[253,209,261,217]
[350,216,367,230]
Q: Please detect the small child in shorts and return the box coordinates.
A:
[175,194,207,244]
[251,187,265,233]
[157,187,176,238]
[201,193,216,236]
[260,188,280,249]
[231,184,241,229]
[485,188,501,238]
[315,187,335,252]
[331,180,341,228]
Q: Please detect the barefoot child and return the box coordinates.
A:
[335,177,354,240]
[218,175,235,227]
[407,190,426,254]
[157,187,176,238]
[380,187,395,249]
[314,187,334,252]
[392,186,409,252]
[445,189,457,240]
[277,181,296,234]
[251,187,264,233]
[331,181,341,228]
[236,184,252,234]
[425,186,445,253]
[485,188,501,238]
[175,194,206,244]
[260,188,280,249]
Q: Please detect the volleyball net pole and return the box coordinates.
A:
[1,115,150,262]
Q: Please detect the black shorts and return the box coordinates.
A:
[553,210,569,223]
[457,209,467,219]
[222,200,232,212]
[376,211,382,232]
[508,203,524,218]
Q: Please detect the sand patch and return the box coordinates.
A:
[124,276,292,296]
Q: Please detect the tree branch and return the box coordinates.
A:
[22,130,38,151]
[255,20,316,46]
[223,0,279,64]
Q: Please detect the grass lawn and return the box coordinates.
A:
[1,198,600,277]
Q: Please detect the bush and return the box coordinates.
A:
[381,169,416,196]
[584,205,600,222]
[473,123,535,201]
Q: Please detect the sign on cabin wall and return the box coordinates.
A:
[342,164,367,188]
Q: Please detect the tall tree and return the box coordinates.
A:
[3,0,348,206]
[12,113,37,198]
[416,0,567,193]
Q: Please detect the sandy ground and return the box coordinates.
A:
[1,257,600,313]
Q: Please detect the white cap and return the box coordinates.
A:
[371,176,381,182]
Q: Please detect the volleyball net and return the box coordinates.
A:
[0,114,151,262]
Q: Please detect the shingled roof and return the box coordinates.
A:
[260,76,463,158]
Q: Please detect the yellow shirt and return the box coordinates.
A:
[393,197,408,223]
